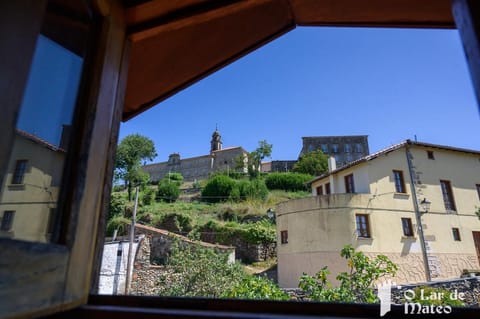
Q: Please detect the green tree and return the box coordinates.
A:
[293,149,328,176]
[299,245,398,303]
[157,244,245,298]
[225,275,289,300]
[248,140,272,177]
[115,134,157,200]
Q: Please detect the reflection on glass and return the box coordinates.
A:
[0,2,90,243]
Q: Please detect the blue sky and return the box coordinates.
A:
[18,35,82,146]
[119,27,479,163]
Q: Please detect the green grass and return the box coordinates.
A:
[112,185,311,232]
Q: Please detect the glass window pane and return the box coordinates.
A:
[0,3,91,243]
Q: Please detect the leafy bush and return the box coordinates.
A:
[157,244,245,298]
[243,220,276,244]
[202,175,268,203]
[224,275,289,300]
[108,193,126,219]
[112,184,126,192]
[299,245,398,303]
[201,175,237,203]
[154,212,193,233]
[242,179,269,201]
[157,180,180,203]
[197,220,275,245]
[265,172,312,192]
[142,187,155,206]
[106,216,130,237]
[165,172,184,185]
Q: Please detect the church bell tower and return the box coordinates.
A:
[210,126,222,153]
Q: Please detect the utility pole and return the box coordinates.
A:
[124,186,139,294]
[405,144,431,282]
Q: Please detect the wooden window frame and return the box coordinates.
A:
[316,185,323,195]
[440,180,457,212]
[452,227,461,241]
[280,230,288,244]
[345,174,355,193]
[0,2,127,318]
[393,170,406,193]
[0,1,479,319]
[325,182,331,194]
[401,217,414,237]
[355,214,370,238]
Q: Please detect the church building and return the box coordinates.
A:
[143,129,248,182]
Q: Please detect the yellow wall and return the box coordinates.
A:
[0,134,64,242]
[278,144,480,288]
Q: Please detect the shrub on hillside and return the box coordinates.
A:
[109,193,126,219]
[157,180,180,203]
[235,178,269,201]
[197,220,276,246]
[154,212,193,233]
[142,187,155,206]
[165,172,184,185]
[264,172,312,192]
[201,175,236,203]
[202,175,268,203]
[106,215,130,237]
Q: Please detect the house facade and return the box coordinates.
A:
[0,130,65,243]
[276,140,480,288]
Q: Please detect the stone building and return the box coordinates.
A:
[143,129,248,182]
[300,135,369,168]
[261,160,297,173]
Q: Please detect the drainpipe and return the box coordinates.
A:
[405,143,431,282]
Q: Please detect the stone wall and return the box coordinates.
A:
[283,277,480,306]
[199,231,276,263]
[130,224,236,295]
[130,236,168,295]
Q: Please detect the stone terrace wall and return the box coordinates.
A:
[199,231,276,263]
[130,224,236,295]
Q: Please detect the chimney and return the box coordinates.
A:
[328,156,336,172]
